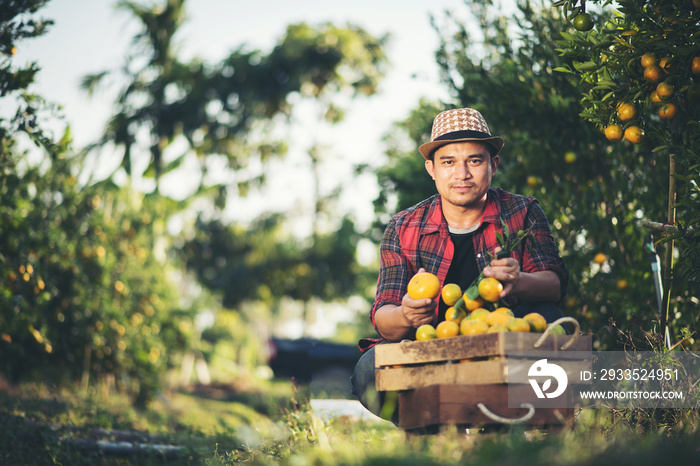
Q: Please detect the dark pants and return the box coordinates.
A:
[350,301,564,422]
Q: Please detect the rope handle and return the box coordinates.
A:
[533,316,581,350]
[476,402,535,424]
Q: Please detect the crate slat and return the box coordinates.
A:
[375,333,591,367]
[398,384,574,430]
[376,358,591,391]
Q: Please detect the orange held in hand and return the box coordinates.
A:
[478,277,503,302]
[407,272,440,300]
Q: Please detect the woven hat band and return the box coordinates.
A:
[434,129,493,142]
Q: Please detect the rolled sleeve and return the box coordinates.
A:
[522,202,569,300]
[370,220,409,328]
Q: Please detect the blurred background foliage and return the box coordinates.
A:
[1,0,698,409]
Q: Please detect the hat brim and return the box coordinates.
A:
[419,137,505,159]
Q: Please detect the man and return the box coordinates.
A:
[350,107,568,421]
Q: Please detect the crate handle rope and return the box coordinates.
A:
[533,317,581,350]
[476,402,535,424]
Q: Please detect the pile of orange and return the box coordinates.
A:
[411,276,552,340]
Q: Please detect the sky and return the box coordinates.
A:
[15,0,469,237]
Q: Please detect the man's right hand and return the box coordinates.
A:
[400,293,437,328]
[374,268,438,340]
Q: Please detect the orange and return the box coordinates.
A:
[506,318,531,333]
[593,252,607,264]
[658,56,671,72]
[650,91,662,103]
[617,279,628,290]
[564,151,577,164]
[460,319,489,335]
[487,325,509,333]
[692,56,700,75]
[527,176,539,188]
[469,308,491,323]
[656,82,674,100]
[441,283,462,306]
[407,272,440,299]
[547,324,566,335]
[573,12,594,31]
[478,277,503,302]
[486,312,514,328]
[624,126,644,144]
[605,124,623,142]
[415,324,437,341]
[640,53,656,68]
[616,103,637,122]
[464,294,485,311]
[523,313,547,333]
[643,65,663,83]
[436,320,460,338]
[658,103,677,120]
[445,306,467,325]
[493,307,514,317]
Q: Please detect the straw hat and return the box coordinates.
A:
[418,108,505,159]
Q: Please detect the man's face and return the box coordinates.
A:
[425,141,499,210]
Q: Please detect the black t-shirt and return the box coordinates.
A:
[438,225,480,321]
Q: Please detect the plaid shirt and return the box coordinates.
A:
[360,188,568,350]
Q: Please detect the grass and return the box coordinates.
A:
[2,379,700,465]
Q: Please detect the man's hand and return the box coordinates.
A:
[374,268,438,340]
[400,268,437,327]
[482,247,520,297]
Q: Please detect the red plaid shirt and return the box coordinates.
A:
[360,188,568,351]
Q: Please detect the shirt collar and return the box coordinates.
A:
[423,194,445,234]
[481,188,503,228]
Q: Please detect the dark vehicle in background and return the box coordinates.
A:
[266,337,361,398]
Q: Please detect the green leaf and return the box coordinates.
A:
[560,32,575,42]
[496,231,505,247]
[501,217,510,244]
[553,67,575,74]
[601,91,615,102]
[573,61,597,71]
[651,145,669,153]
[466,285,480,301]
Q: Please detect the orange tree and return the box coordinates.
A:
[553,0,700,345]
[370,0,696,350]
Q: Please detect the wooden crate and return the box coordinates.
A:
[375,332,591,391]
[398,384,574,430]
[374,332,591,429]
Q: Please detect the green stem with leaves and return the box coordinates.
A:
[452,218,536,312]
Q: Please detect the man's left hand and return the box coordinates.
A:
[482,247,520,297]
